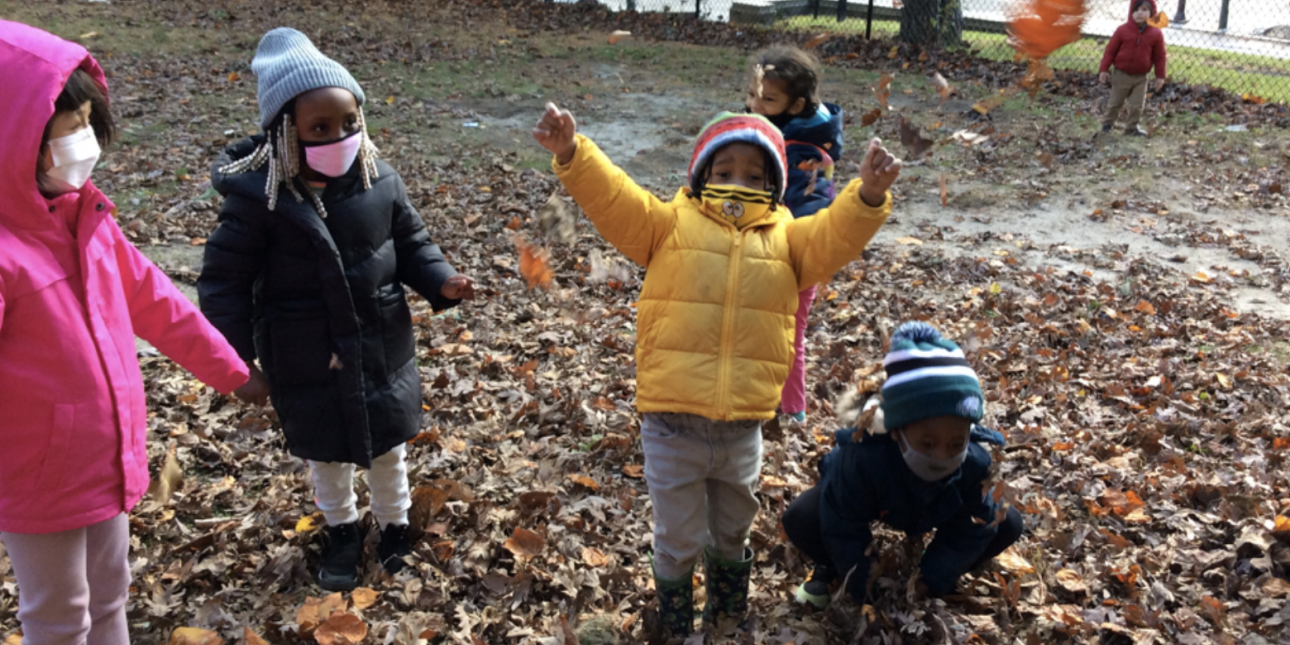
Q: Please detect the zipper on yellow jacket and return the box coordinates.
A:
[716,228,744,418]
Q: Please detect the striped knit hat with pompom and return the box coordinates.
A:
[879,322,984,430]
[688,112,788,203]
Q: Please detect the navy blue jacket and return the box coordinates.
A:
[781,103,845,219]
[817,425,1007,598]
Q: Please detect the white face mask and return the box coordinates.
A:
[302,131,362,178]
[897,430,968,482]
[40,126,101,195]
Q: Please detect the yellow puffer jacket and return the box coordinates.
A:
[555,135,891,420]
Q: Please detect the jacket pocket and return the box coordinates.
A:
[378,285,415,376]
[33,404,75,494]
[268,302,334,387]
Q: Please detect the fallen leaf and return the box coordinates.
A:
[996,547,1036,574]
[351,587,379,610]
[295,512,325,534]
[242,627,270,645]
[168,627,224,645]
[503,527,547,560]
[581,546,612,567]
[621,464,644,478]
[1055,568,1087,594]
[895,236,924,246]
[939,173,948,207]
[315,613,368,645]
[226,71,239,82]
[566,474,599,491]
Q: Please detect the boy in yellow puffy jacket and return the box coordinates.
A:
[533,104,901,637]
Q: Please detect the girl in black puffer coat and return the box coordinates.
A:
[198,28,474,591]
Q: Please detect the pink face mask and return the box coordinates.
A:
[302,131,362,178]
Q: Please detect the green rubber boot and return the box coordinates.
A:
[702,547,753,627]
[652,560,695,639]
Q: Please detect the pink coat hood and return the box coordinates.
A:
[0,20,250,534]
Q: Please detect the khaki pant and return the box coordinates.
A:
[641,413,762,579]
[1103,69,1149,130]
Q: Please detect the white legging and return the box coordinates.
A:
[309,443,411,528]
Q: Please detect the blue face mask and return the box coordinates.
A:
[896,430,968,482]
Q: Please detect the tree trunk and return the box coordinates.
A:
[900,0,963,47]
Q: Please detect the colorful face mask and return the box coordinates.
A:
[896,430,968,482]
[700,184,774,229]
[302,131,362,178]
[39,126,101,195]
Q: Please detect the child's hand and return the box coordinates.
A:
[858,138,903,208]
[234,365,270,407]
[1099,71,1110,85]
[441,275,476,300]
[533,103,578,165]
[1154,78,1165,92]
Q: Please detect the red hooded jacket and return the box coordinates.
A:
[1098,0,1167,79]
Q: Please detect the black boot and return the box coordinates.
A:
[318,522,362,591]
[378,523,413,574]
[702,547,753,628]
[652,559,695,639]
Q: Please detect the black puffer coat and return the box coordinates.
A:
[199,135,459,466]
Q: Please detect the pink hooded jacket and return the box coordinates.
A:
[0,21,250,534]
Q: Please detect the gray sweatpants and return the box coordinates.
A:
[641,413,763,580]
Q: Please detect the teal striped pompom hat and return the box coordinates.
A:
[879,322,984,430]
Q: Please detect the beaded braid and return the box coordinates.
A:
[218,108,381,218]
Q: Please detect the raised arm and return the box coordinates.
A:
[535,104,677,267]
[786,138,899,289]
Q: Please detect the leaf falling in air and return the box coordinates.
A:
[804,33,831,49]
[898,117,935,159]
[860,107,883,127]
[147,441,183,504]
[874,72,894,111]
[931,72,951,107]
[536,192,577,244]
[1007,0,1087,61]
[514,237,554,290]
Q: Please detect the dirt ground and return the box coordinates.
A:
[3,1,1290,644]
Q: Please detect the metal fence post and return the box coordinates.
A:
[866,0,875,38]
[1217,0,1229,31]
[1172,0,1187,24]
[837,0,848,22]
[696,0,701,19]
[814,0,821,19]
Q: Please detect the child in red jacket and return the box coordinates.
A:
[1098,0,1167,136]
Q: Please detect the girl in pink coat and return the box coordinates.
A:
[0,20,269,645]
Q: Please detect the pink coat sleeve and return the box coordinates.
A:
[1099,31,1122,73]
[110,221,250,394]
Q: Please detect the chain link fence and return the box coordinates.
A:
[555,0,1290,102]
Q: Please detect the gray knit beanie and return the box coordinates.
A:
[251,27,366,129]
